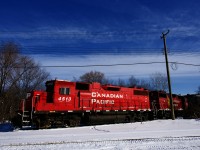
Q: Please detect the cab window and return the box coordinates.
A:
[46,82,54,93]
[134,90,148,96]
[59,87,70,95]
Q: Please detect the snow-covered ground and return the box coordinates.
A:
[0,119,200,150]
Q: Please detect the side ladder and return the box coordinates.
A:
[152,102,158,119]
[22,100,32,128]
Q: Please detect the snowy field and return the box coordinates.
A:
[0,119,200,150]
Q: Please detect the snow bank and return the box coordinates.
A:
[0,119,200,149]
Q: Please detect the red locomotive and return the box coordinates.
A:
[149,91,188,119]
[149,91,170,119]
[18,79,187,128]
[172,94,188,117]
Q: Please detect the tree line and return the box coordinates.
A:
[0,42,200,122]
[0,42,50,122]
[76,70,168,92]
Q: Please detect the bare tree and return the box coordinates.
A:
[139,79,151,89]
[128,75,139,87]
[150,72,168,91]
[0,42,20,95]
[103,78,116,85]
[197,86,200,94]
[79,71,105,83]
[0,42,50,121]
[116,78,126,86]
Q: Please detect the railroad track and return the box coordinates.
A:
[2,136,200,150]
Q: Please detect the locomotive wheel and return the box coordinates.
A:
[35,118,40,129]
[142,113,148,121]
[139,111,148,122]
[130,114,137,122]
[114,116,120,124]
[83,114,92,125]
[125,116,131,123]
[34,115,51,129]
[67,119,80,127]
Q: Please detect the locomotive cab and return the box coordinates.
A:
[149,91,170,119]
[46,80,74,104]
[44,80,77,110]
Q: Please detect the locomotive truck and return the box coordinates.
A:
[18,79,188,129]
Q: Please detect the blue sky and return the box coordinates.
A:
[0,0,200,94]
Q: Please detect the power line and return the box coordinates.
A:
[40,62,200,68]
[175,62,200,67]
[19,45,200,52]
[0,30,198,40]
[0,30,161,35]
[18,45,200,52]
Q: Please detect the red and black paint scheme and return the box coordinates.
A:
[18,79,188,129]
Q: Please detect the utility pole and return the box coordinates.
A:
[161,30,175,120]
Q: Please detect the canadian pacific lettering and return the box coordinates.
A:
[91,92,123,104]
[91,99,114,104]
[91,92,123,99]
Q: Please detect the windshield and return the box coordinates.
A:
[46,82,54,93]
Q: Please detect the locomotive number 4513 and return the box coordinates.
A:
[58,96,72,102]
